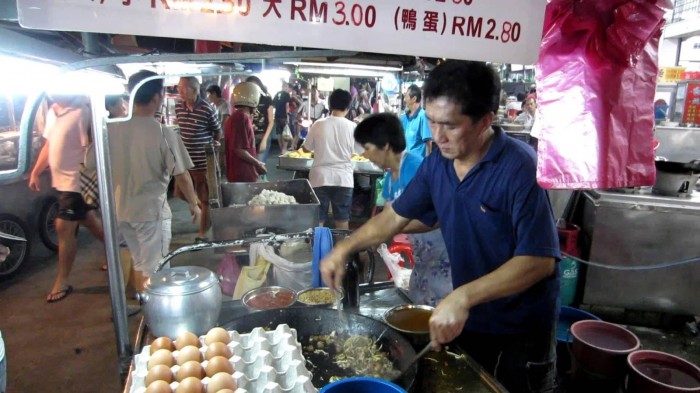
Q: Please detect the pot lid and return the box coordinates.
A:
[146,266,218,296]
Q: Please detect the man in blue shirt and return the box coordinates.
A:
[400,84,433,158]
[321,61,560,393]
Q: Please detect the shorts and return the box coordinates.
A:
[174,169,209,206]
[274,118,288,136]
[314,186,353,222]
[57,191,96,221]
[118,219,172,276]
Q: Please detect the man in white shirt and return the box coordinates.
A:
[515,97,537,128]
[303,89,361,230]
[205,84,231,125]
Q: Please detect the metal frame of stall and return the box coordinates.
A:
[14,49,365,380]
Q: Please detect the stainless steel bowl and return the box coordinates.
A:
[241,286,297,311]
[296,287,344,307]
[383,304,434,348]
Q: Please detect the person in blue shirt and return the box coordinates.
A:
[354,113,452,306]
[321,61,560,393]
[400,84,433,158]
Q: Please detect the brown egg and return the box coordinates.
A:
[175,331,201,350]
[204,327,231,346]
[177,345,202,365]
[176,377,204,393]
[205,356,234,377]
[148,349,175,370]
[151,336,175,354]
[204,342,232,360]
[206,372,237,393]
[177,360,205,382]
[145,379,172,393]
[145,364,174,386]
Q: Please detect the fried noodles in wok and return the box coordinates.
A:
[306,332,400,382]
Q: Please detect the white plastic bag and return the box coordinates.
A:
[377,243,412,290]
[256,241,312,291]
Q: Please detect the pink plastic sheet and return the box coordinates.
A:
[533,0,671,189]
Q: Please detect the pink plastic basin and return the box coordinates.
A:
[627,350,700,393]
[571,320,640,376]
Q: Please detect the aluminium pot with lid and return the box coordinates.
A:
[141,266,222,338]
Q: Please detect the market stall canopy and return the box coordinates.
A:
[16,0,547,65]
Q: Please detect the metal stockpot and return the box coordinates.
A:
[140,266,222,338]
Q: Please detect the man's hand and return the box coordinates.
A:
[256,161,267,175]
[189,202,202,225]
[320,246,350,292]
[28,173,41,192]
[0,244,10,263]
[429,287,471,350]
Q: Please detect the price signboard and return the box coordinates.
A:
[17,0,547,64]
[682,82,700,125]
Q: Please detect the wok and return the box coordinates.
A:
[223,307,418,390]
[655,159,700,174]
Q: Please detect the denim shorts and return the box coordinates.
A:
[314,186,353,222]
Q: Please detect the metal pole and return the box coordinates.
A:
[89,92,133,380]
[81,32,100,54]
[674,37,682,67]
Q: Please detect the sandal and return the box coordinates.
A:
[47,285,73,303]
[195,236,209,243]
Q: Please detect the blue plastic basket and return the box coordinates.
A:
[320,377,407,393]
[557,306,601,343]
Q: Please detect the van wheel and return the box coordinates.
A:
[0,214,31,279]
[38,197,59,252]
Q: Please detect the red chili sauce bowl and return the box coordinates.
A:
[242,286,297,311]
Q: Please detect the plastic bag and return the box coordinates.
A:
[232,244,271,300]
[257,240,312,291]
[282,124,293,142]
[533,0,670,189]
[377,243,411,290]
[217,253,241,297]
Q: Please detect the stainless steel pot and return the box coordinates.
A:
[140,266,222,338]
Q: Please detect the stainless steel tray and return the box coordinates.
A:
[278,153,313,171]
[352,159,384,175]
[211,179,320,242]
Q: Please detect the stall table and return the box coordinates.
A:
[123,284,507,393]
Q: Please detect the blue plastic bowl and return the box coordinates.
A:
[320,377,407,393]
[557,306,601,343]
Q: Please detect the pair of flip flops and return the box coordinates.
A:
[47,285,73,303]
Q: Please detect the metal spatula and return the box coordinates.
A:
[397,342,433,379]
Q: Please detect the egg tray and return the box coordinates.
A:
[130,324,318,393]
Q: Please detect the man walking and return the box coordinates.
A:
[29,95,105,303]
[272,81,291,152]
[175,76,221,242]
[105,71,201,292]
